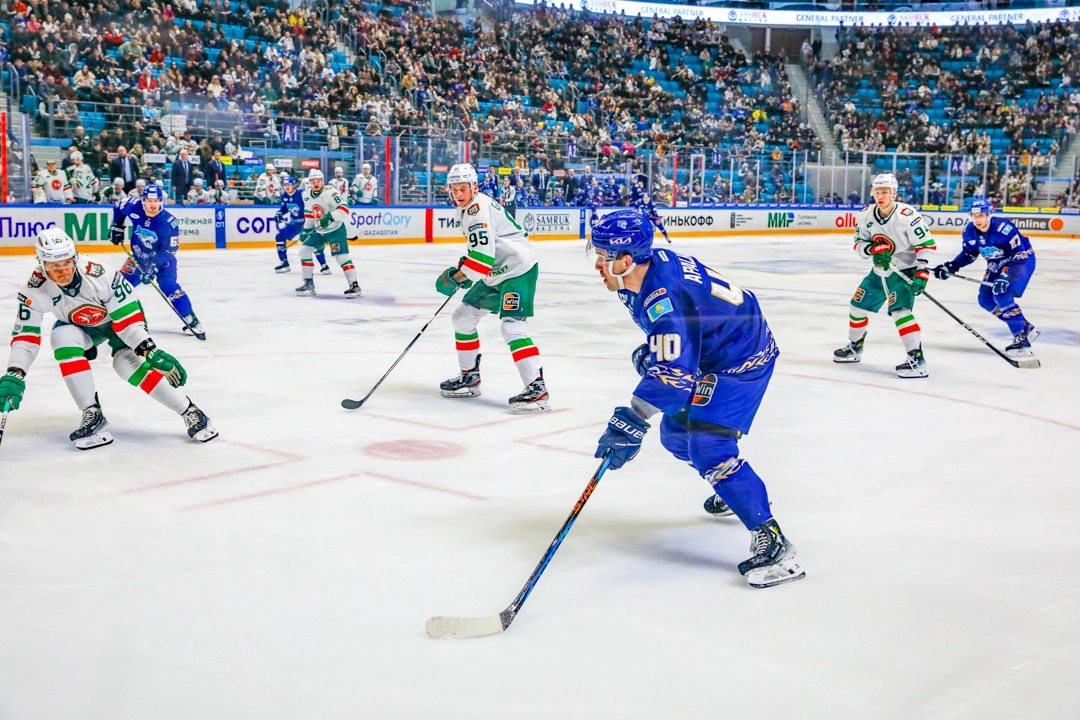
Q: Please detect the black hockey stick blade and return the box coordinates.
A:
[341,397,365,410]
[426,455,613,639]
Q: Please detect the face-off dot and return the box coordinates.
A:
[362,440,466,461]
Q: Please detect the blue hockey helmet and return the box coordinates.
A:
[970,198,993,215]
[143,184,164,200]
[281,174,295,187]
[589,209,655,289]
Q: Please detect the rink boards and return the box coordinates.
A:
[1,203,1077,255]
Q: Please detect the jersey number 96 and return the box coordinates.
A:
[650,333,682,362]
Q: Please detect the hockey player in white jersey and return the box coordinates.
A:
[437,163,549,413]
[186,178,214,205]
[294,169,362,299]
[833,173,937,377]
[32,159,74,203]
[100,177,127,205]
[0,228,217,449]
[329,166,350,195]
[254,165,282,205]
[68,152,99,203]
[351,163,379,205]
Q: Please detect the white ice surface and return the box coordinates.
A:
[0,234,1078,719]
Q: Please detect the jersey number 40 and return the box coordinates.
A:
[650,333,682,362]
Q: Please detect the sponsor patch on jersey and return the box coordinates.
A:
[900,207,914,216]
[467,204,480,216]
[502,293,520,312]
[468,222,485,232]
[692,373,717,406]
[643,287,667,306]
[69,304,108,327]
[853,288,865,302]
[647,297,674,322]
[910,218,921,227]
[27,271,45,289]
[85,261,105,278]
[17,293,29,305]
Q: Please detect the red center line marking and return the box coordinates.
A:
[362,471,488,500]
[365,407,569,432]
[779,371,1080,433]
[516,421,598,457]
[217,438,305,462]
[181,473,362,511]
[121,440,308,494]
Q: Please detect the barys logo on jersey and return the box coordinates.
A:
[68,304,108,326]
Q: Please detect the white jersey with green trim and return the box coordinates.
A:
[70,164,99,202]
[32,168,73,203]
[7,260,150,374]
[853,201,937,271]
[303,186,350,234]
[455,191,536,287]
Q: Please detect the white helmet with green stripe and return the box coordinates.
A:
[35,227,78,265]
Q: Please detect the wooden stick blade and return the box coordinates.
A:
[426,615,506,639]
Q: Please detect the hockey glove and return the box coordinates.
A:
[911,268,930,296]
[136,341,187,388]
[109,223,127,246]
[318,213,334,230]
[435,267,471,296]
[0,370,26,411]
[992,276,1010,296]
[632,343,654,378]
[595,406,650,470]
[868,240,893,270]
[933,261,958,280]
[274,212,285,225]
[139,266,158,286]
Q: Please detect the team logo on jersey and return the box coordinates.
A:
[900,207,914,216]
[467,204,480,216]
[51,179,62,191]
[28,271,45,289]
[502,293,520,312]
[85,261,105,278]
[871,234,896,252]
[68,304,107,326]
[692,373,717,406]
[311,205,325,219]
[647,297,674,322]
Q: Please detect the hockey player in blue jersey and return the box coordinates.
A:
[933,199,1039,358]
[110,186,206,341]
[587,178,605,230]
[272,175,328,275]
[479,168,499,197]
[589,209,805,589]
[629,175,671,243]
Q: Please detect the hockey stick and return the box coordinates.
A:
[122,244,195,335]
[893,267,1039,369]
[947,271,992,288]
[341,292,456,409]
[426,454,613,639]
[0,398,10,448]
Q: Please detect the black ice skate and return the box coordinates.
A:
[320,264,332,275]
[509,369,550,413]
[704,494,734,517]
[440,355,482,399]
[344,282,362,299]
[274,260,291,274]
[1006,328,1036,358]
[182,400,218,442]
[738,519,805,589]
[833,332,866,363]
[184,313,206,341]
[896,346,928,378]
[295,279,316,296]
[70,395,113,450]
[1024,322,1041,344]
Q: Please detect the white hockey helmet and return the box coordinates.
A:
[334,166,344,176]
[447,163,478,187]
[70,151,84,162]
[193,177,203,187]
[35,227,78,264]
[871,173,899,190]
[136,178,147,187]
[112,176,125,187]
[308,169,324,181]
[362,162,371,171]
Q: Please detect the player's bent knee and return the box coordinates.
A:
[50,323,89,351]
[499,317,528,343]
[688,432,740,479]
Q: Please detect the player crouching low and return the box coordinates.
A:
[0,228,216,449]
[933,199,1039,358]
[590,209,804,589]
[833,173,936,377]
[438,163,549,413]
[294,170,362,299]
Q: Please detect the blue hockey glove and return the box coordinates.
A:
[595,406,650,470]
[109,224,126,246]
[139,265,158,285]
[632,343,653,378]
[274,212,285,224]
[933,261,958,280]
[992,276,1010,296]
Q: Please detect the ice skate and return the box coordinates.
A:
[184,313,206,341]
[70,396,113,450]
[703,494,734,517]
[896,346,928,378]
[440,355,482,399]
[182,400,218,442]
[344,282,363,299]
[833,332,865,363]
[738,519,805,589]
[274,260,291,274]
[320,264,332,275]
[295,279,316,296]
[1024,322,1040,344]
[509,370,550,413]
[1006,330,1035,358]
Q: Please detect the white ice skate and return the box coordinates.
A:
[739,519,805,589]
[896,347,928,378]
[833,332,865,364]
[295,279,316,297]
[440,356,482,399]
[70,400,113,450]
[344,282,363,299]
[182,401,218,443]
[1006,325,1037,358]
[509,370,550,413]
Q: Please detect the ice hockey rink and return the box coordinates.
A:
[0,231,1078,719]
